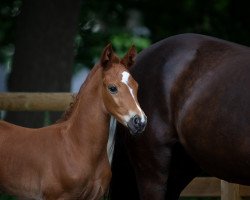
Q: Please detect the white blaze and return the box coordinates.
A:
[121,71,130,84]
[121,71,146,123]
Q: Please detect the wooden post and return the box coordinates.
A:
[221,180,241,200]
[0,92,74,111]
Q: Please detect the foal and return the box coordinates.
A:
[0,44,147,200]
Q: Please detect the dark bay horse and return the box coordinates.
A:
[0,44,146,200]
[110,33,250,200]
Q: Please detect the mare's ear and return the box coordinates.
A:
[100,43,113,68]
[121,45,137,69]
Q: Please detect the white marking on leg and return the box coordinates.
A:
[121,71,146,123]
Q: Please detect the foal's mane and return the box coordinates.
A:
[57,64,100,122]
[58,53,121,123]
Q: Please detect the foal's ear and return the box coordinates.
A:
[100,43,113,68]
[121,45,137,69]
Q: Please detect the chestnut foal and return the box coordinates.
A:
[0,44,147,200]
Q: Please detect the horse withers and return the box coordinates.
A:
[110,33,250,200]
[0,44,146,200]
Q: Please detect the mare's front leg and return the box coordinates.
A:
[131,144,172,200]
[130,141,201,200]
[166,143,201,200]
[127,116,176,200]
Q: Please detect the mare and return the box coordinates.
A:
[0,44,147,200]
[110,33,250,200]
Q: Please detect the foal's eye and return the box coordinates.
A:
[108,84,118,94]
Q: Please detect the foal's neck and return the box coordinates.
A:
[66,66,110,153]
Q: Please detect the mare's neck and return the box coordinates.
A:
[67,66,110,154]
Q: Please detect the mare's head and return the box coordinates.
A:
[100,44,147,135]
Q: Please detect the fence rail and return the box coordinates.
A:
[0,92,249,199]
[181,177,250,199]
[0,92,74,111]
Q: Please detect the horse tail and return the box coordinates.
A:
[108,122,140,200]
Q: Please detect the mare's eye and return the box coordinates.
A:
[108,84,118,94]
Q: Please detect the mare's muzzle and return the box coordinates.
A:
[127,115,147,135]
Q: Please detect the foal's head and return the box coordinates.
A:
[100,44,147,135]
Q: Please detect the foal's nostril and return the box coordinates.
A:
[127,115,146,135]
[133,115,141,126]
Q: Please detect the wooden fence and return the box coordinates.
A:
[0,92,74,111]
[0,92,250,200]
[181,178,250,200]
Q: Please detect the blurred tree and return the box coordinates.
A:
[5,0,81,127]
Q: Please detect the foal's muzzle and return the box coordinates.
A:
[127,115,147,135]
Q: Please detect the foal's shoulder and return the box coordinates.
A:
[0,120,13,129]
[0,120,36,133]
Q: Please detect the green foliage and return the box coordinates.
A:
[111,33,150,56]
[3,0,250,72]
[73,0,152,70]
[0,194,16,200]
[0,0,21,67]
